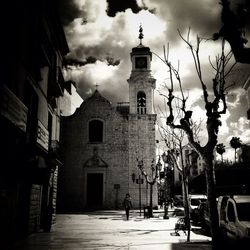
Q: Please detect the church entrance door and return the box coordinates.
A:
[87,173,103,208]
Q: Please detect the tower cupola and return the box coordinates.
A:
[130,25,152,72]
[127,26,156,115]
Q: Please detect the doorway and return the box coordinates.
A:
[86,173,103,208]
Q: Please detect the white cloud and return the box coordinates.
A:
[61,0,250,150]
[229,117,250,144]
[221,148,235,162]
[124,9,166,44]
[83,60,119,82]
[227,88,245,109]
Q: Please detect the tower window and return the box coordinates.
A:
[137,91,146,114]
[89,120,103,143]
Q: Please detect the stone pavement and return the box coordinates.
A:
[10,210,212,250]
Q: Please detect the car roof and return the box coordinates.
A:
[189,194,207,199]
[232,195,250,203]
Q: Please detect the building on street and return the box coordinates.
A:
[57,30,158,212]
[0,0,69,245]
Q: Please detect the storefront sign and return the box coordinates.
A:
[0,85,28,132]
[37,120,49,151]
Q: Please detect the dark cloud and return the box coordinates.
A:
[145,0,221,46]
[64,56,97,67]
[105,0,156,17]
[148,0,249,48]
[106,0,142,17]
[64,55,120,68]
[106,56,120,66]
[75,67,129,103]
[58,0,83,25]
[75,77,93,99]
[73,45,107,60]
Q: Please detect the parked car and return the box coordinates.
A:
[189,194,207,220]
[198,201,210,232]
[217,195,250,241]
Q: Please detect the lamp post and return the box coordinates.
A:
[136,175,143,216]
[131,173,143,216]
[162,151,173,219]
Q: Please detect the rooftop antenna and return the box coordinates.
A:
[139,24,144,46]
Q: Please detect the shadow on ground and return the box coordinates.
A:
[170,241,212,250]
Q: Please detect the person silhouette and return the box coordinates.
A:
[123,193,132,220]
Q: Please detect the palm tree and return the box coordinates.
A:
[230,137,242,163]
[216,143,226,162]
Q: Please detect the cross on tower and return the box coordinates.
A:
[139,25,144,45]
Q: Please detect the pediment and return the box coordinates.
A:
[83,147,108,168]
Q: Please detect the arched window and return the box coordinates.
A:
[137,91,146,114]
[89,120,103,143]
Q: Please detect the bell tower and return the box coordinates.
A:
[127,26,157,208]
[128,25,156,115]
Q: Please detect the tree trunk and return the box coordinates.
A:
[149,183,153,217]
[163,178,169,219]
[182,170,190,242]
[204,154,221,250]
[234,148,237,163]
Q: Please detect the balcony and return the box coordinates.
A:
[48,66,64,99]
[137,107,146,114]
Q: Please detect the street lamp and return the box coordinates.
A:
[131,173,136,183]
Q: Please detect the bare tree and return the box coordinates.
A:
[158,106,202,242]
[137,158,161,218]
[157,29,236,249]
[158,123,191,242]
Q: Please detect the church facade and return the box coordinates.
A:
[57,34,158,211]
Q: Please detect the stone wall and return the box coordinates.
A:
[58,92,130,211]
[58,90,158,211]
[128,114,158,208]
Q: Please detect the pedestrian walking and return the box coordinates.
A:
[123,193,132,220]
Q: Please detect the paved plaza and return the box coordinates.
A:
[10,210,212,250]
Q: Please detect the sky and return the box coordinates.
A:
[58,0,250,161]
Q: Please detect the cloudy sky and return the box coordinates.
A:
[58,0,250,161]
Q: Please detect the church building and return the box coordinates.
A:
[57,28,158,211]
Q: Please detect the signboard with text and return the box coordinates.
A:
[0,85,28,132]
[37,120,49,151]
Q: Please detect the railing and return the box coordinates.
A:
[137,107,146,114]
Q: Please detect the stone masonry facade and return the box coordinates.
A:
[58,91,158,211]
